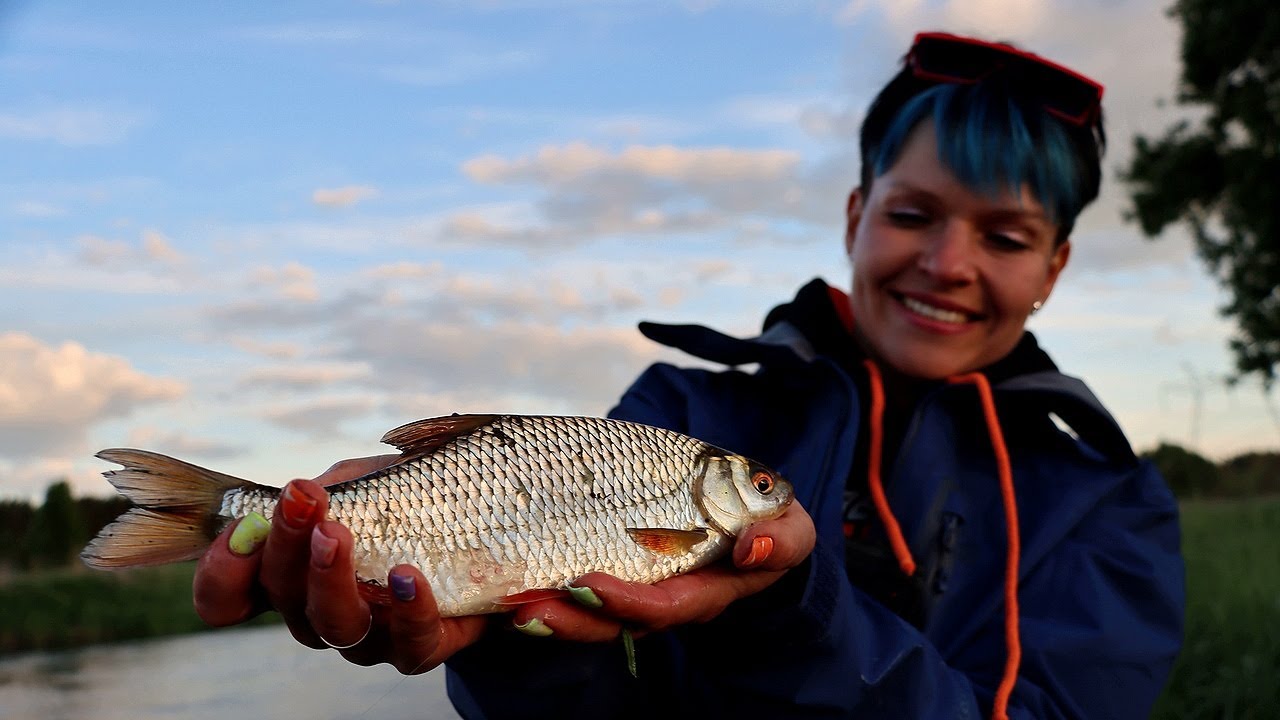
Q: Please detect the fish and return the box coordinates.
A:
[81,414,794,617]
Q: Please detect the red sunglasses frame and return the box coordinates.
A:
[906,32,1104,127]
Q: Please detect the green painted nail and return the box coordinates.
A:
[567,583,603,609]
[228,512,270,556]
[621,627,637,678]
[514,618,553,637]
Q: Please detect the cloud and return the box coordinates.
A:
[0,332,185,459]
[378,50,539,86]
[447,142,847,248]
[123,427,246,460]
[0,106,144,146]
[247,262,319,302]
[239,362,373,392]
[312,185,379,208]
[10,201,66,218]
[76,229,189,270]
[263,396,379,437]
[464,142,799,185]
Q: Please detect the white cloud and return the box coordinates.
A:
[378,50,539,86]
[248,261,320,302]
[0,106,145,146]
[76,230,189,271]
[263,396,379,437]
[0,332,185,459]
[239,362,373,392]
[10,201,66,218]
[123,427,246,460]
[312,185,379,207]
[464,142,799,186]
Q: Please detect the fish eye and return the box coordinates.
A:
[752,471,774,495]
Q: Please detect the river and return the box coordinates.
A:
[0,625,461,720]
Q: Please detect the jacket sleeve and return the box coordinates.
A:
[445,363,1185,719]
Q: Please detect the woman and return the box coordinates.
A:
[195,32,1184,719]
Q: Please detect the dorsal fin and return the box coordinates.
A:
[380,414,503,460]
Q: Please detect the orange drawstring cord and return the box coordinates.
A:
[862,359,917,576]
[860,360,1023,720]
[949,372,1022,720]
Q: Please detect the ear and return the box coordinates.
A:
[1040,240,1072,302]
[844,188,864,257]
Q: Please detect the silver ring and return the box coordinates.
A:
[319,616,373,650]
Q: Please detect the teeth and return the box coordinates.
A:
[902,296,968,324]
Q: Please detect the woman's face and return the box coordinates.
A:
[846,119,1071,380]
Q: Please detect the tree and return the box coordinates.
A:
[24,481,87,568]
[1142,442,1220,499]
[1122,0,1280,384]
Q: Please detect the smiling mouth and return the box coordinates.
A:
[898,294,976,324]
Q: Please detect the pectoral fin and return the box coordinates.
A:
[625,527,709,555]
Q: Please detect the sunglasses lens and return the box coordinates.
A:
[911,36,1000,82]
[909,34,1102,126]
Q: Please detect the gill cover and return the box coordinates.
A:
[695,454,793,537]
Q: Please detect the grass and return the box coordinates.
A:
[1151,496,1280,719]
[0,562,278,654]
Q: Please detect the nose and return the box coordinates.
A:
[917,221,978,284]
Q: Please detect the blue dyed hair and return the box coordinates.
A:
[859,67,1105,243]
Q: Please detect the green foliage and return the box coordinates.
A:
[1144,442,1221,499]
[1122,0,1280,384]
[0,499,35,568]
[0,563,279,654]
[23,481,87,568]
[1152,497,1280,719]
[1218,451,1280,497]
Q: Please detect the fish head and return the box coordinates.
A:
[696,454,794,537]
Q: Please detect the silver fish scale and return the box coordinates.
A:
[326,415,723,616]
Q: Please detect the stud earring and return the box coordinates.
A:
[1031,300,1044,314]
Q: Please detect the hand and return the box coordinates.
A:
[505,501,817,642]
[192,455,488,674]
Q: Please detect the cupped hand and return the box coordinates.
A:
[192,454,488,674]
[507,501,817,642]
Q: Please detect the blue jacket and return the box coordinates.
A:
[446,280,1185,719]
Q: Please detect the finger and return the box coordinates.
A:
[260,479,329,648]
[305,520,374,652]
[510,598,625,643]
[732,503,817,572]
[193,515,269,627]
[312,454,401,487]
[384,564,487,674]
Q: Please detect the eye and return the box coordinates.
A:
[752,471,775,495]
[887,209,930,227]
[987,232,1030,252]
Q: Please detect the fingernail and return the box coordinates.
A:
[311,526,337,569]
[742,536,774,568]
[390,572,416,602]
[514,618,553,637]
[280,483,319,528]
[567,583,603,609]
[228,512,271,556]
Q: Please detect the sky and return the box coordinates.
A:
[2,0,1276,502]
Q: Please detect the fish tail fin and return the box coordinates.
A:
[81,448,265,570]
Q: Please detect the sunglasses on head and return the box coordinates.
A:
[906,32,1104,127]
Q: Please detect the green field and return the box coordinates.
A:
[1151,497,1280,719]
[2,498,1277,717]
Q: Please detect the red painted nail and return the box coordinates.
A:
[742,536,774,568]
[280,483,318,528]
[311,526,338,569]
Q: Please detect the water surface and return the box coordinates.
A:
[0,625,460,720]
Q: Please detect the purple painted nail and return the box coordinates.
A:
[390,572,416,602]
